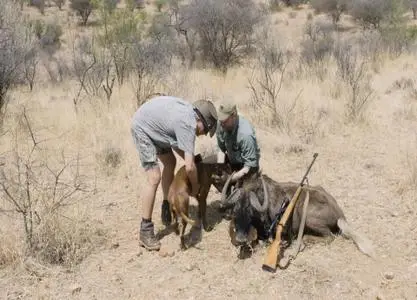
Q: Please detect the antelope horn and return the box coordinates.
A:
[221,171,235,204]
[222,187,242,207]
[249,176,269,213]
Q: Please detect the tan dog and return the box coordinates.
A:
[167,155,231,250]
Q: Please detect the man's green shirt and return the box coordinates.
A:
[216,115,260,168]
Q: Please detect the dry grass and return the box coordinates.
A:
[0,229,20,268]
[1,1,417,299]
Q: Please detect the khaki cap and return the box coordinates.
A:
[217,100,237,122]
[193,99,218,137]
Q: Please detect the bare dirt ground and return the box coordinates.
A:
[1,2,417,300]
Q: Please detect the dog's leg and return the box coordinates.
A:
[176,194,189,250]
[170,196,179,235]
[180,218,187,250]
[172,210,179,235]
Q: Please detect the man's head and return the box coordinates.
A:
[217,100,238,132]
[193,99,218,137]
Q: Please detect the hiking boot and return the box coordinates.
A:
[139,221,161,251]
[161,199,171,226]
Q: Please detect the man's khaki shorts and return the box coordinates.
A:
[131,128,171,171]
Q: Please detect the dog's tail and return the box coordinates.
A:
[337,218,376,259]
[180,212,197,227]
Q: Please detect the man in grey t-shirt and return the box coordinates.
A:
[131,95,218,251]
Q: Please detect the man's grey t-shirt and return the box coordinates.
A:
[132,96,197,155]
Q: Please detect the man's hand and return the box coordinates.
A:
[230,166,250,183]
[184,153,200,197]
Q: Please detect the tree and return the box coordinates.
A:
[310,0,348,24]
[0,0,36,122]
[185,0,263,72]
[70,0,96,26]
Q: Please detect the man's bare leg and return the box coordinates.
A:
[158,151,177,226]
[139,166,162,251]
[159,151,177,200]
[142,166,161,219]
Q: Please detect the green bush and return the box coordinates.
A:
[70,0,96,25]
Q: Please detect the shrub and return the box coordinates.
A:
[0,109,100,265]
[408,0,417,19]
[96,145,123,176]
[185,0,263,72]
[333,42,373,121]
[52,0,66,10]
[310,0,348,24]
[379,24,417,57]
[268,0,281,11]
[299,20,335,79]
[158,0,200,67]
[347,0,405,29]
[94,0,119,15]
[30,0,46,14]
[350,1,414,58]
[30,20,63,50]
[247,21,295,130]
[72,35,114,105]
[70,0,96,25]
[280,0,307,6]
[126,0,145,10]
[96,6,145,86]
[0,0,36,120]
[154,0,167,12]
[130,38,172,107]
[0,231,19,267]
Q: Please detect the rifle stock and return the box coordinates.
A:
[262,185,303,272]
[261,153,318,273]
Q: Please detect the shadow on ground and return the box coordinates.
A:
[155,199,226,249]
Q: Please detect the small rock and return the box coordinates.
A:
[389,211,399,217]
[376,293,385,300]
[137,249,143,257]
[71,286,81,295]
[364,163,374,169]
[185,263,196,271]
[111,242,119,249]
[383,271,394,280]
[113,275,122,283]
[159,247,175,258]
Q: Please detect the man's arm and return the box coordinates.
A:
[184,153,199,197]
[230,135,259,182]
[216,129,227,163]
[175,117,199,196]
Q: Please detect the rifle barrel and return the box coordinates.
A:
[299,153,318,186]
